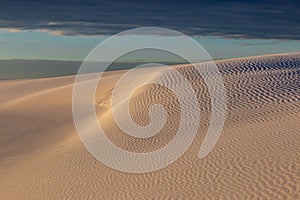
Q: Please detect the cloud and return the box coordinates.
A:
[0,0,300,39]
[241,41,279,46]
[241,43,255,46]
[0,37,13,42]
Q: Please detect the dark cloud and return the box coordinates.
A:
[0,0,300,39]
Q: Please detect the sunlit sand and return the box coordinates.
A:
[0,53,299,199]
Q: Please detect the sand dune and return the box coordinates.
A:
[0,53,299,199]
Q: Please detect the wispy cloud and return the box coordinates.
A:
[0,37,13,42]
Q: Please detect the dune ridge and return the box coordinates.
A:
[0,53,299,199]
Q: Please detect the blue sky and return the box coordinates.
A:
[0,0,300,61]
[1,30,300,61]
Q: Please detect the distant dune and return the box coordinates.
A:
[0,59,187,79]
[0,53,299,199]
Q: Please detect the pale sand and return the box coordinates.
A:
[0,53,299,199]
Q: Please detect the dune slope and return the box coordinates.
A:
[0,53,299,199]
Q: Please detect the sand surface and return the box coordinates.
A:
[0,53,299,199]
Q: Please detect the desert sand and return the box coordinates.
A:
[0,53,299,199]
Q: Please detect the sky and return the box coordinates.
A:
[0,0,300,61]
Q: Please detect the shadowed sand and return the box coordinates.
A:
[0,53,299,199]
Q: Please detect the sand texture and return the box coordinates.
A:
[0,53,299,199]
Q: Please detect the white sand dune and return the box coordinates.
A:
[0,53,299,199]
